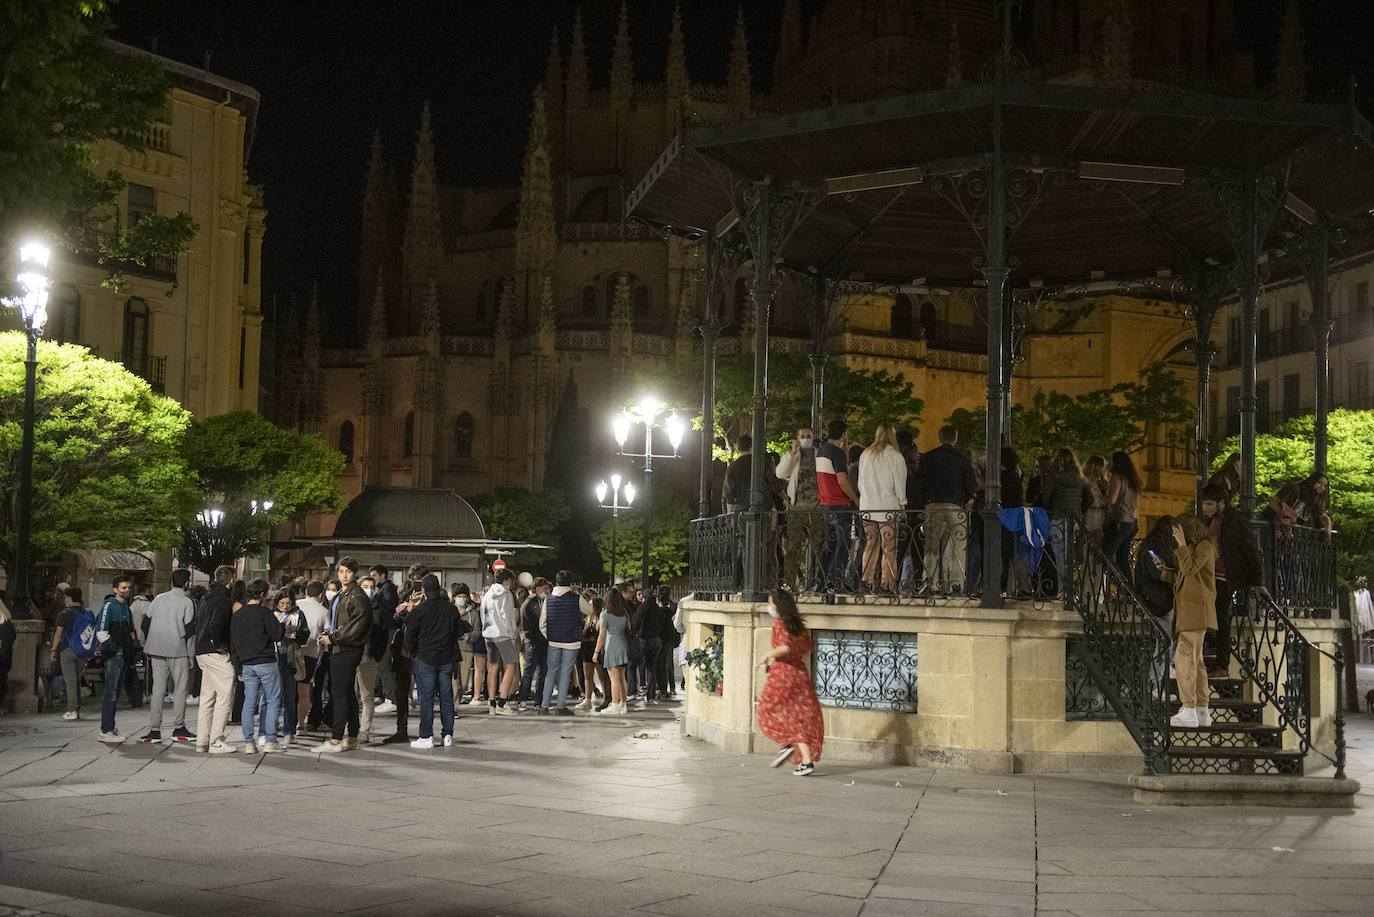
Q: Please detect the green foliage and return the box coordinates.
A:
[179,412,345,571]
[591,493,691,584]
[0,332,194,573]
[684,628,725,694]
[1213,410,1374,588]
[96,211,199,292]
[650,349,924,463]
[468,487,571,574]
[0,0,197,291]
[948,360,1192,465]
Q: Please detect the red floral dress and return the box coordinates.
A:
[756,619,824,764]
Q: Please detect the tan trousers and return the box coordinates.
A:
[862,519,899,592]
[923,503,967,591]
[1174,629,1209,709]
[195,652,234,746]
[355,659,378,735]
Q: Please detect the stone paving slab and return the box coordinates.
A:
[2,700,1374,915]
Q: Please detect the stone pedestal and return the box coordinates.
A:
[4,614,44,714]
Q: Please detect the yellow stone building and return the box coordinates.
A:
[275,0,1293,567]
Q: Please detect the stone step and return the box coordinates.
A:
[1130,773,1358,807]
[1168,675,1245,700]
[1169,697,1262,724]
[1167,721,1283,750]
[1166,746,1304,776]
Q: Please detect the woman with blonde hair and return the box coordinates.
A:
[857,424,907,594]
[1159,514,1218,729]
[1081,455,1108,543]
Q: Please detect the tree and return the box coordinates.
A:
[947,360,1192,465]
[179,412,345,572]
[591,494,691,584]
[1,0,197,292]
[468,487,571,574]
[0,333,194,575]
[1213,409,1374,588]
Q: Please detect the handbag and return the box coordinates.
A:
[625,615,643,666]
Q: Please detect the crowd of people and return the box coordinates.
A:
[37,559,688,753]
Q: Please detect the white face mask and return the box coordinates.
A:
[364,587,375,598]
[767,605,779,618]
[455,596,468,607]
[799,438,813,450]
[325,589,337,602]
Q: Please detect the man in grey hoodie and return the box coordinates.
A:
[480,570,520,714]
[142,569,197,744]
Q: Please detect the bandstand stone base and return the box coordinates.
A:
[1130,774,1360,807]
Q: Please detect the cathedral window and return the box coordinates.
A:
[403,411,415,458]
[891,294,916,339]
[919,301,938,342]
[454,412,474,460]
[338,421,355,465]
[633,284,651,318]
[581,284,598,317]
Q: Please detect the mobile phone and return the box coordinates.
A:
[1147,549,1161,563]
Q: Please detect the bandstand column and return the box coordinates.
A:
[698,235,723,519]
[981,143,1008,609]
[1188,269,1228,507]
[1297,224,1333,474]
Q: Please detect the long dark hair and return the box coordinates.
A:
[605,587,631,617]
[770,590,806,636]
[1110,450,1142,493]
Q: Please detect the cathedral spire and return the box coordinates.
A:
[610,0,633,105]
[360,130,389,311]
[728,6,751,113]
[303,282,321,368]
[774,0,802,86]
[537,272,557,335]
[367,270,389,347]
[665,1,688,102]
[495,279,516,340]
[419,273,441,338]
[517,86,557,277]
[403,102,442,331]
[567,8,589,108]
[1274,0,1306,102]
[544,25,563,103]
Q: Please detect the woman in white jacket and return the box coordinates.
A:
[857,424,907,594]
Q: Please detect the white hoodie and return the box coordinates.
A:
[480,582,518,641]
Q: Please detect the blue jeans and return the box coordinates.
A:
[411,658,454,739]
[518,640,547,703]
[542,646,579,709]
[1102,519,1139,586]
[240,662,281,744]
[101,654,124,733]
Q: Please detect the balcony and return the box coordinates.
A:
[144,122,172,153]
[1333,310,1374,343]
[116,352,167,394]
[68,225,177,282]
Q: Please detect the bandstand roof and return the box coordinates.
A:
[625,82,1374,287]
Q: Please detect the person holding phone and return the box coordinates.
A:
[1135,516,1178,700]
[1158,515,1218,730]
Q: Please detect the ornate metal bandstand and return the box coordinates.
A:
[626,74,1374,786]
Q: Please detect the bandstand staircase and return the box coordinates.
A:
[1064,525,1345,779]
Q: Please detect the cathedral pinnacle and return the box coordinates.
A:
[303,282,322,368]
[360,130,389,312]
[610,0,633,104]
[517,86,557,276]
[419,274,441,338]
[666,1,688,102]
[774,0,802,86]
[1097,0,1133,89]
[728,6,751,113]
[1274,0,1306,102]
[610,270,633,330]
[495,279,516,340]
[544,26,563,101]
[367,271,389,347]
[567,8,589,108]
[537,273,558,332]
[404,102,442,295]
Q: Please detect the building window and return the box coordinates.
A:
[242,231,251,284]
[919,301,938,342]
[581,284,597,317]
[338,421,355,465]
[1257,307,1271,360]
[402,411,415,458]
[633,284,651,318]
[1227,316,1242,365]
[1356,281,1369,312]
[127,183,156,228]
[890,295,915,339]
[1225,386,1240,436]
[1282,373,1301,419]
[49,283,80,344]
[238,326,246,390]
[454,412,473,460]
[122,298,150,373]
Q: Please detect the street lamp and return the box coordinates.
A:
[594,472,636,585]
[4,240,51,618]
[612,396,684,591]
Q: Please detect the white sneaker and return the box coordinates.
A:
[1194,707,1213,728]
[312,740,344,754]
[208,740,236,755]
[1170,708,1199,729]
[260,741,284,753]
[575,698,592,710]
[97,730,123,744]
[374,701,397,715]
[62,711,79,721]
[186,696,199,706]
[410,736,434,749]
[281,734,294,747]
[443,735,453,747]
[616,701,629,715]
[492,704,516,716]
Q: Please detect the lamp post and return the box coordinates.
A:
[5,240,51,619]
[594,473,636,585]
[612,397,684,592]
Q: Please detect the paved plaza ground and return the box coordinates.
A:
[1,692,1373,917]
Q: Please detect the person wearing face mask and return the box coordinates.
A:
[755,590,823,776]
[450,583,476,702]
[307,578,342,732]
[776,426,824,590]
[352,575,380,743]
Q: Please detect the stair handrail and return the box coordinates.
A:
[1235,590,1346,778]
[1063,519,1175,775]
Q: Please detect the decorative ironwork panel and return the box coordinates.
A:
[813,630,918,713]
[1251,521,1338,617]
[1065,635,1118,721]
[687,515,741,598]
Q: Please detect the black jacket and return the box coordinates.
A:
[1133,532,1177,617]
[229,602,283,671]
[521,594,547,645]
[636,598,664,639]
[194,582,233,655]
[404,597,460,667]
[1213,507,1264,590]
[914,444,977,507]
[330,583,372,650]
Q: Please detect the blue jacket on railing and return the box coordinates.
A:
[542,587,585,646]
[999,506,1050,573]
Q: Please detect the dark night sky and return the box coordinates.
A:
[108,1,1374,335]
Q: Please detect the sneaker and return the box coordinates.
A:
[575,698,592,710]
[281,734,294,747]
[256,735,267,749]
[792,763,815,777]
[142,730,162,744]
[186,696,199,706]
[374,701,397,715]
[1169,708,1199,729]
[381,733,411,745]
[260,741,284,753]
[98,730,123,744]
[313,740,344,754]
[62,711,79,721]
[554,707,573,717]
[535,706,550,716]
[356,731,370,745]
[492,704,516,716]
[1195,707,1213,728]
[410,736,434,750]
[242,742,258,754]
[771,745,795,768]
[442,735,453,747]
[171,727,195,743]
[515,701,528,711]
[208,740,236,755]
[345,736,360,750]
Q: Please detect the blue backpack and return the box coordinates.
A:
[66,607,99,661]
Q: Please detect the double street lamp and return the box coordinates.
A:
[4,240,51,619]
[594,473,636,585]
[612,397,684,591]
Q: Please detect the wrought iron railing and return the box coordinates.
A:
[1063,520,1174,775]
[687,515,742,599]
[115,352,166,393]
[1231,591,1346,778]
[813,630,918,712]
[1250,521,1338,617]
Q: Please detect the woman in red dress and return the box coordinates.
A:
[756,590,824,776]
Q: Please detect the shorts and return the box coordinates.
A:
[299,655,317,684]
[485,639,518,665]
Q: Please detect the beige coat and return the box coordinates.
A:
[1167,540,1219,634]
